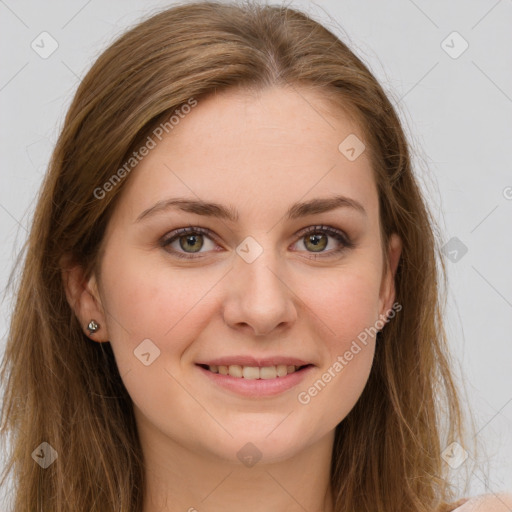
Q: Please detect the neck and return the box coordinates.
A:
[139,422,336,512]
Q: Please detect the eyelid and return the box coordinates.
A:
[296,224,353,246]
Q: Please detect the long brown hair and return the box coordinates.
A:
[0,1,478,510]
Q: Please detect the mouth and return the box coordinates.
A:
[195,362,315,397]
[197,363,313,379]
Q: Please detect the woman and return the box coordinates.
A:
[1,1,510,511]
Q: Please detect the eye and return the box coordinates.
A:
[292,225,354,258]
[160,226,218,259]
[160,224,354,260]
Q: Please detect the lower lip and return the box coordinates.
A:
[196,364,315,397]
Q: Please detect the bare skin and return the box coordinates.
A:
[63,85,402,512]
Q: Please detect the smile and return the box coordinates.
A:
[199,363,311,379]
[196,363,315,397]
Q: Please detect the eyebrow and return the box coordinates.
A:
[135,194,367,223]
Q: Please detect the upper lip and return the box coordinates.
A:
[196,356,313,367]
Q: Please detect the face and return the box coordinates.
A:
[80,85,401,465]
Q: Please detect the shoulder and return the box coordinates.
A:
[452,493,512,511]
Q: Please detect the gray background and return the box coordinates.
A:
[1,0,511,504]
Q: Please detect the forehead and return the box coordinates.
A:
[113,85,379,226]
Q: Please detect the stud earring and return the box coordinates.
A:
[87,319,100,334]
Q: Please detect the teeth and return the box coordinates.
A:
[242,366,259,379]
[207,364,301,378]
[276,365,288,377]
[259,366,277,379]
[229,365,243,378]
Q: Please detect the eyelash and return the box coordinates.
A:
[160,225,355,260]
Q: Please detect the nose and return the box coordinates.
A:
[222,244,298,337]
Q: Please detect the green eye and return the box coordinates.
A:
[161,227,214,258]
[303,232,328,252]
[295,225,354,257]
[178,233,204,253]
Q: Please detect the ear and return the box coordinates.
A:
[60,254,109,343]
[378,232,402,318]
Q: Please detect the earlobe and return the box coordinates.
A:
[60,255,109,342]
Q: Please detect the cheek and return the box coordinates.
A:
[299,262,382,343]
[295,263,380,402]
[98,247,222,364]
[97,250,224,427]
[295,278,378,429]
